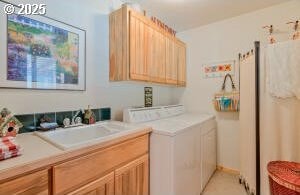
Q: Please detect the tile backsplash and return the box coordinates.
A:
[15,108,111,134]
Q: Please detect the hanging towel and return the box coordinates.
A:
[266,40,300,99]
[0,149,22,161]
[0,136,21,154]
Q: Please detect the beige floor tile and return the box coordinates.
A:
[202,171,247,195]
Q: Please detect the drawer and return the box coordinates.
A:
[53,135,149,195]
[0,169,49,195]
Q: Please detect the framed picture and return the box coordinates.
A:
[202,60,235,78]
[0,2,86,90]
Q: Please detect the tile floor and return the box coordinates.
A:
[202,171,247,195]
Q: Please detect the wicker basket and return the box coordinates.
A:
[268,161,300,195]
[213,74,239,112]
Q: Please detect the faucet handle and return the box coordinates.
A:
[74,117,82,125]
[63,118,71,127]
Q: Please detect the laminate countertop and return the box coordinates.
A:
[0,133,63,173]
[0,123,152,182]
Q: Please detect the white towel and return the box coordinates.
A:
[266,40,300,99]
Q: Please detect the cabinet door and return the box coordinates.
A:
[115,154,149,195]
[0,169,48,195]
[109,7,127,81]
[150,29,166,83]
[67,172,114,195]
[165,36,178,85]
[176,40,186,86]
[53,135,148,195]
[129,11,149,81]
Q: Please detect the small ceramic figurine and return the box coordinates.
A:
[83,105,96,125]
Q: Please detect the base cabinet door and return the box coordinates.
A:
[0,169,49,195]
[67,172,114,195]
[115,154,149,195]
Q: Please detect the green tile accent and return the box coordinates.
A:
[15,107,111,134]
[15,114,36,133]
[100,108,111,121]
[56,111,72,126]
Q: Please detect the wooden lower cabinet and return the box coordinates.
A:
[115,154,149,195]
[67,172,114,195]
[53,135,148,195]
[0,134,150,195]
[67,154,149,195]
[0,169,49,195]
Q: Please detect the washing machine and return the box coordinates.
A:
[123,105,217,195]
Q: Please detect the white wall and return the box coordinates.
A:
[0,0,178,120]
[176,0,300,171]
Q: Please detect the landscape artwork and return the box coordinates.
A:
[6,14,84,90]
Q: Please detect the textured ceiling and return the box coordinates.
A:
[136,0,291,32]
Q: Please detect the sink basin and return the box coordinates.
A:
[35,123,123,150]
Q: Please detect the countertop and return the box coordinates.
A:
[0,123,152,182]
[0,133,63,172]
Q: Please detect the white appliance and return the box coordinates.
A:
[123,105,217,195]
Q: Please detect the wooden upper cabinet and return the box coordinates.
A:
[109,6,128,81]
[109,5,186,87]
[115,154,149,195]
[176,40,187,87]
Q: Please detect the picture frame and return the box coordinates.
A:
[0,1,86,91]
[202,60,235,79]
[144,87,153,107]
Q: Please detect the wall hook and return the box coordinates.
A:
[286,20,299,31]
[263,25,276,44]
[263,25,274,35]
[287,20,299,40]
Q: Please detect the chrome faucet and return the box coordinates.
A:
[72,110,82,125]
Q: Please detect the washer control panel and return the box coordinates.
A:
[123,105,185,123]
